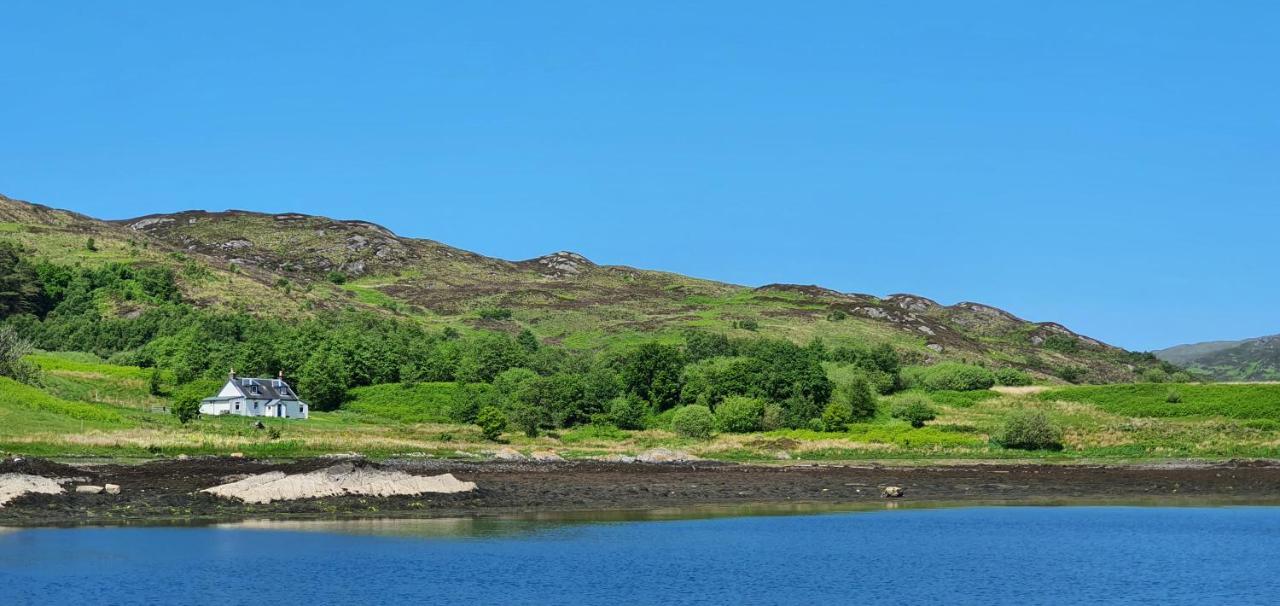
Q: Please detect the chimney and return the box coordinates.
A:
[277,370,284,386]
[230,368,236,380]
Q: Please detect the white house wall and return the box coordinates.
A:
[217,382,242,398]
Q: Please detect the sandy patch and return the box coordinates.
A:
[0,474,65,507]
[201,462,477,504]
[992,385,1051,395]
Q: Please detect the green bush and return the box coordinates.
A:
[820,400,852,432]
[994,409,1063,451]
[608,394,649,430]
[476,405,507,441]
[1165,389,1183,404]
[891,394,937,428]
[1056,366,1087,384]
[761,403,785,431]
[994,368,1032,387]
[171,384,204,424]
[325,271,347,284]
[671,405,714,439]
[836,374,878,420]
[476,307,514,320]
[913,363,995,391]
[1169,371,1193,383]
[714,396,765,433]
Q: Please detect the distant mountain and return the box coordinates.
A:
[1156,335,1280,381]
[0,193,1160,382]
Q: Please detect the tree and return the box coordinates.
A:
[516,328,540,353]
[837,374,878,421]
[820,400,852,432]
[148,367,164,396]
[456,332,527,383]
[617,342,685,409]
[0,242,46,317]
[85,237,97,252]
[170,381,213,424]
[607,394,649,430]
[476,405,507,441]
[0,325,40,385]
[297,345,352,410]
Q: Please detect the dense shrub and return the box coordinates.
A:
[994,367,1032,387]
[476,405,507,441]
[1169,371,1193,383]
[836,374,878,420]
[761,403,784,431]
[714,396,766,433]
[1056,366,1087,384]
[325,271,347,284]
[820,400,852,432]
[891,394,937,428]
[1165,389,1183,404]
[994,409,1063,451]
[170,381,214,424]
[607,394,649,430]
[475,307,513,320]
[912,363,995,392]
[671,405,714,439]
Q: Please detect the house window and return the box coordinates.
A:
[235,403,240,410]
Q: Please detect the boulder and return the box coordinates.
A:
[75,485,104,494]
[882,486,904,498]
[229,452,245,459]
[104,484,121,495]
[530,451,565,462]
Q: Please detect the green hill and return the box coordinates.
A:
[0,193,1157,383]
[1156,335,1280,381]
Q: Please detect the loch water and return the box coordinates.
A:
[3,506,1280,605]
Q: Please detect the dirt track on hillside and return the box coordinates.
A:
[3,456,1280,527]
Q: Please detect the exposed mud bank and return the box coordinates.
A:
[2,456,1280,527]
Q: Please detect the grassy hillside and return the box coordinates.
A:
[5,354,1280,461]
[0,193,1160,382]
[1155,335,1280,382]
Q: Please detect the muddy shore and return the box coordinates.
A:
[4,457,1280,527]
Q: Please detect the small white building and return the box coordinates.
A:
[200,370,309,419]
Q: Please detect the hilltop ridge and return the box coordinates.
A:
[0,193,1158,382]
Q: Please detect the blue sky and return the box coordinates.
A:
[2,2,1277,351]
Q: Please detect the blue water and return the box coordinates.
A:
[4,507,1280,605]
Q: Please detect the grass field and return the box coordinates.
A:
[8,353,1280,461]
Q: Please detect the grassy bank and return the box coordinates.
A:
[6,353,1280,461]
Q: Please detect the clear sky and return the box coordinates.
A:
[2,2,1277,351]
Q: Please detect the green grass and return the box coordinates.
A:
[0,378,128,427]
[1040,383,1280,420]
[30,351,171,409]
[343,382,459,423]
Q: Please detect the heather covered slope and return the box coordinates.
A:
[1,193,1156,381]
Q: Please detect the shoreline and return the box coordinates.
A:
[4,456,1280,528]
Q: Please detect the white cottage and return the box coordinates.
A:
[200,370,310,419]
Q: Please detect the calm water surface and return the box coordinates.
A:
[4,506,1280,605]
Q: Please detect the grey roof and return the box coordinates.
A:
[224,377,302,402]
